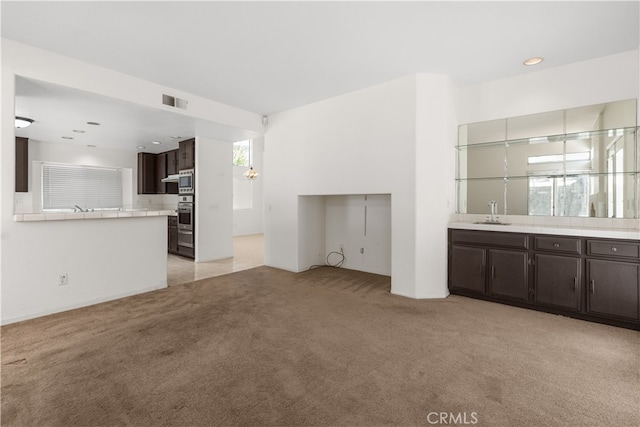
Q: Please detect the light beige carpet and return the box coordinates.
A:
[2,266,639,426]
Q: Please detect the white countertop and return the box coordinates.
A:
[14,210,175,222]
[449,221,640,240]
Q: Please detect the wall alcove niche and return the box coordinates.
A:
[298,194,391,276]
[457,99,638,219]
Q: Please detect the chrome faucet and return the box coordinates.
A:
[74,205,84,213]
[488,200,498,223]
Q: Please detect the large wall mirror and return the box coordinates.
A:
[457,99,638,219]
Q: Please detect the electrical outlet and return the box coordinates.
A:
[58,273,68,286]
[360,248,365,254]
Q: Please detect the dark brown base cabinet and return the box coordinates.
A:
[535,254,581,311]
[587,260,639,321]
[168,216,179,255]
[490,249,529,301]
[448,229,640,330]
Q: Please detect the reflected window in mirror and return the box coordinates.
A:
[456,99,638,219]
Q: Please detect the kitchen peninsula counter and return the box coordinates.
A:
[14,210,175,222]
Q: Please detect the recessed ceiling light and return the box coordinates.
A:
[151,141,162,145]
[171,136,181,139]
[73,129,86,133]
[87,144,96,148]
[137,146,146,150]
[86,121,101,126]
[523,57,544,66]
[61,136,74,140]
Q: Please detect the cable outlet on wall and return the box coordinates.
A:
[360,248,365,254]
[58,273,68,286]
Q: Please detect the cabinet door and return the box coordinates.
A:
[489,249,528,301]
[155,153,167,194]
[178,138,195,170]
[450,245,486,293]
[137,153,156,194]
[15,137,28,192]
[168,218,179,254]
[535,254,581,311]
[166,149,179,174]
[587,260,639,321]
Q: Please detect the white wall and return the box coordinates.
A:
[2,39,263,134]
[233,136,264,236]
[195,137,233,262]
[456,49,639,221]
[298,196,327,269]
[457,50,639,125]
[415,74,457,298]
[264,76,415,283]
[1,39,261,323]
[1,217,167,324]
[264,74,457,298]
[325,194,391,276]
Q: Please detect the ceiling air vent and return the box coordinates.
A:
[162,94,188,110]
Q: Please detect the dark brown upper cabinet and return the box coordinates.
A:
[155,152,167,194]
[137,152,156,194]
[166,149,179,175]
[178,138,195,170]
[15,137,28,192]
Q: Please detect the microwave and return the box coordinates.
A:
[178,169,194,194]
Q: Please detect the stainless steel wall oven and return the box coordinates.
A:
[177,195,194,256]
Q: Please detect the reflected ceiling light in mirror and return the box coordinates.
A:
[528,136,549,144]
[523,57,544,66]
[137,145,146,150]
[151,141,162,145]
[244,166,259,180]
[15,116,34,128]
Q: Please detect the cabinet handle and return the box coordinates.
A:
[491,265,495,279]
[553,243,560,248]
[573,277,577,292]
[611,247,618,252]
[590,280,595,295]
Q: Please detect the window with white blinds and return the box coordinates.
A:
[42,163,123,210]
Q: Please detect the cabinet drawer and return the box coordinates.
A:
[450,230,528,250]
[534,236,582,254]
[588,240,639,260]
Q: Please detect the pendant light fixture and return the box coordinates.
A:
[243,139,259,180]
[15,116,34,128]
[244,166,259,180]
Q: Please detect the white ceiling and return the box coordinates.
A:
[3,1,639,151]
[14,76,258,153]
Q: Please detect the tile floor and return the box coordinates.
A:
[167,233,264,286]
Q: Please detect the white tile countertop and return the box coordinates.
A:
[14,210,176,222]
[449,221,640,240]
